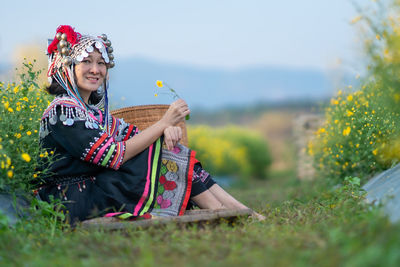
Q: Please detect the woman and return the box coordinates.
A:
[37,25,264,224]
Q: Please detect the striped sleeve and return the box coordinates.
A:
[47,106,126,170]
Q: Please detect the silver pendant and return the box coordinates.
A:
[85,121,91,128]
[92,123,98,129]
[66,118,74,126]
[59,114,67,122]
[49,117,57,125]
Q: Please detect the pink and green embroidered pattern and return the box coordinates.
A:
[81,132,125,170]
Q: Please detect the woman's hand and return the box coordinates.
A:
[162,99,190,127]
[163,126,182,150]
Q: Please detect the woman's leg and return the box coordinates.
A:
[190,163,226,209]
[207,184,249,210]
[190,163,265,220]
[191,190,226,210]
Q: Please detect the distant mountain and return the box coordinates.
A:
[109,57,351,109]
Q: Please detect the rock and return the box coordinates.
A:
[0,193,30,226]
[363,164,400,223]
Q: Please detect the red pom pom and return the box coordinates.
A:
[47,25,81,54]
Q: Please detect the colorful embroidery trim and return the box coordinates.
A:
[133,138,161,216]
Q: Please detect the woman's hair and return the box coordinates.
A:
[46,80,103,105]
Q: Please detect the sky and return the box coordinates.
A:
[0,0,366,71]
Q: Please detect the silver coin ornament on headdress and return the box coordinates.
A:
[49,32,115,70]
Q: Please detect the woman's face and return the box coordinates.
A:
[74,49,107,101]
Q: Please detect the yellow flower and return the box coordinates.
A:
[16,106,21,111]
[334,120,339,124]
[343,126,351,136]
[21,153,31,162]
[346,110,354,117]
[376,34,381,40]
[372,149,378,155]
[8,108,13,113]
[26,131,32,136]
[350,15,362,24]
[347,95,353,101]
[13,86,19,93]
[156,80,163,88]
[7,170,13,178]
[15,133,21,139]
[3,101,9,109]
[33,173,38,178]
[154,93,158,97]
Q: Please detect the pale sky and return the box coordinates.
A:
[0,0,366,71]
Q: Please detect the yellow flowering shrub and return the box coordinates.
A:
[311,84,400,182]
[188,125,271,179]
[0,60,53,191]
[312,1,400,182]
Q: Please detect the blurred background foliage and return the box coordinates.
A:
[188,125,271,179]
[311,0,400,183]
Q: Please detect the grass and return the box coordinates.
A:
[2,108,398,266]
[1,168,399,267]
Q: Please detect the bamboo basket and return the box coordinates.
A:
[110,104,188,146]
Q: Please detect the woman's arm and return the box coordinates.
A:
[121,99,189,164]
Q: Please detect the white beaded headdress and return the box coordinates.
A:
[46,25,115,132]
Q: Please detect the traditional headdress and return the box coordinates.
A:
[46,25,115,132]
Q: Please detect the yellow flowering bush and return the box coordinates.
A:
[188,125,271,179]
[0,60,52,192]
[311,85,400,182]
[312,1,400,182]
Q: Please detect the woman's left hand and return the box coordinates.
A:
[163,126,182,150]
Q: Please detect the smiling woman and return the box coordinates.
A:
[36,25,264,225]
[74,51,107,103]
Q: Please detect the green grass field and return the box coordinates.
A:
[1,167,399,267]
